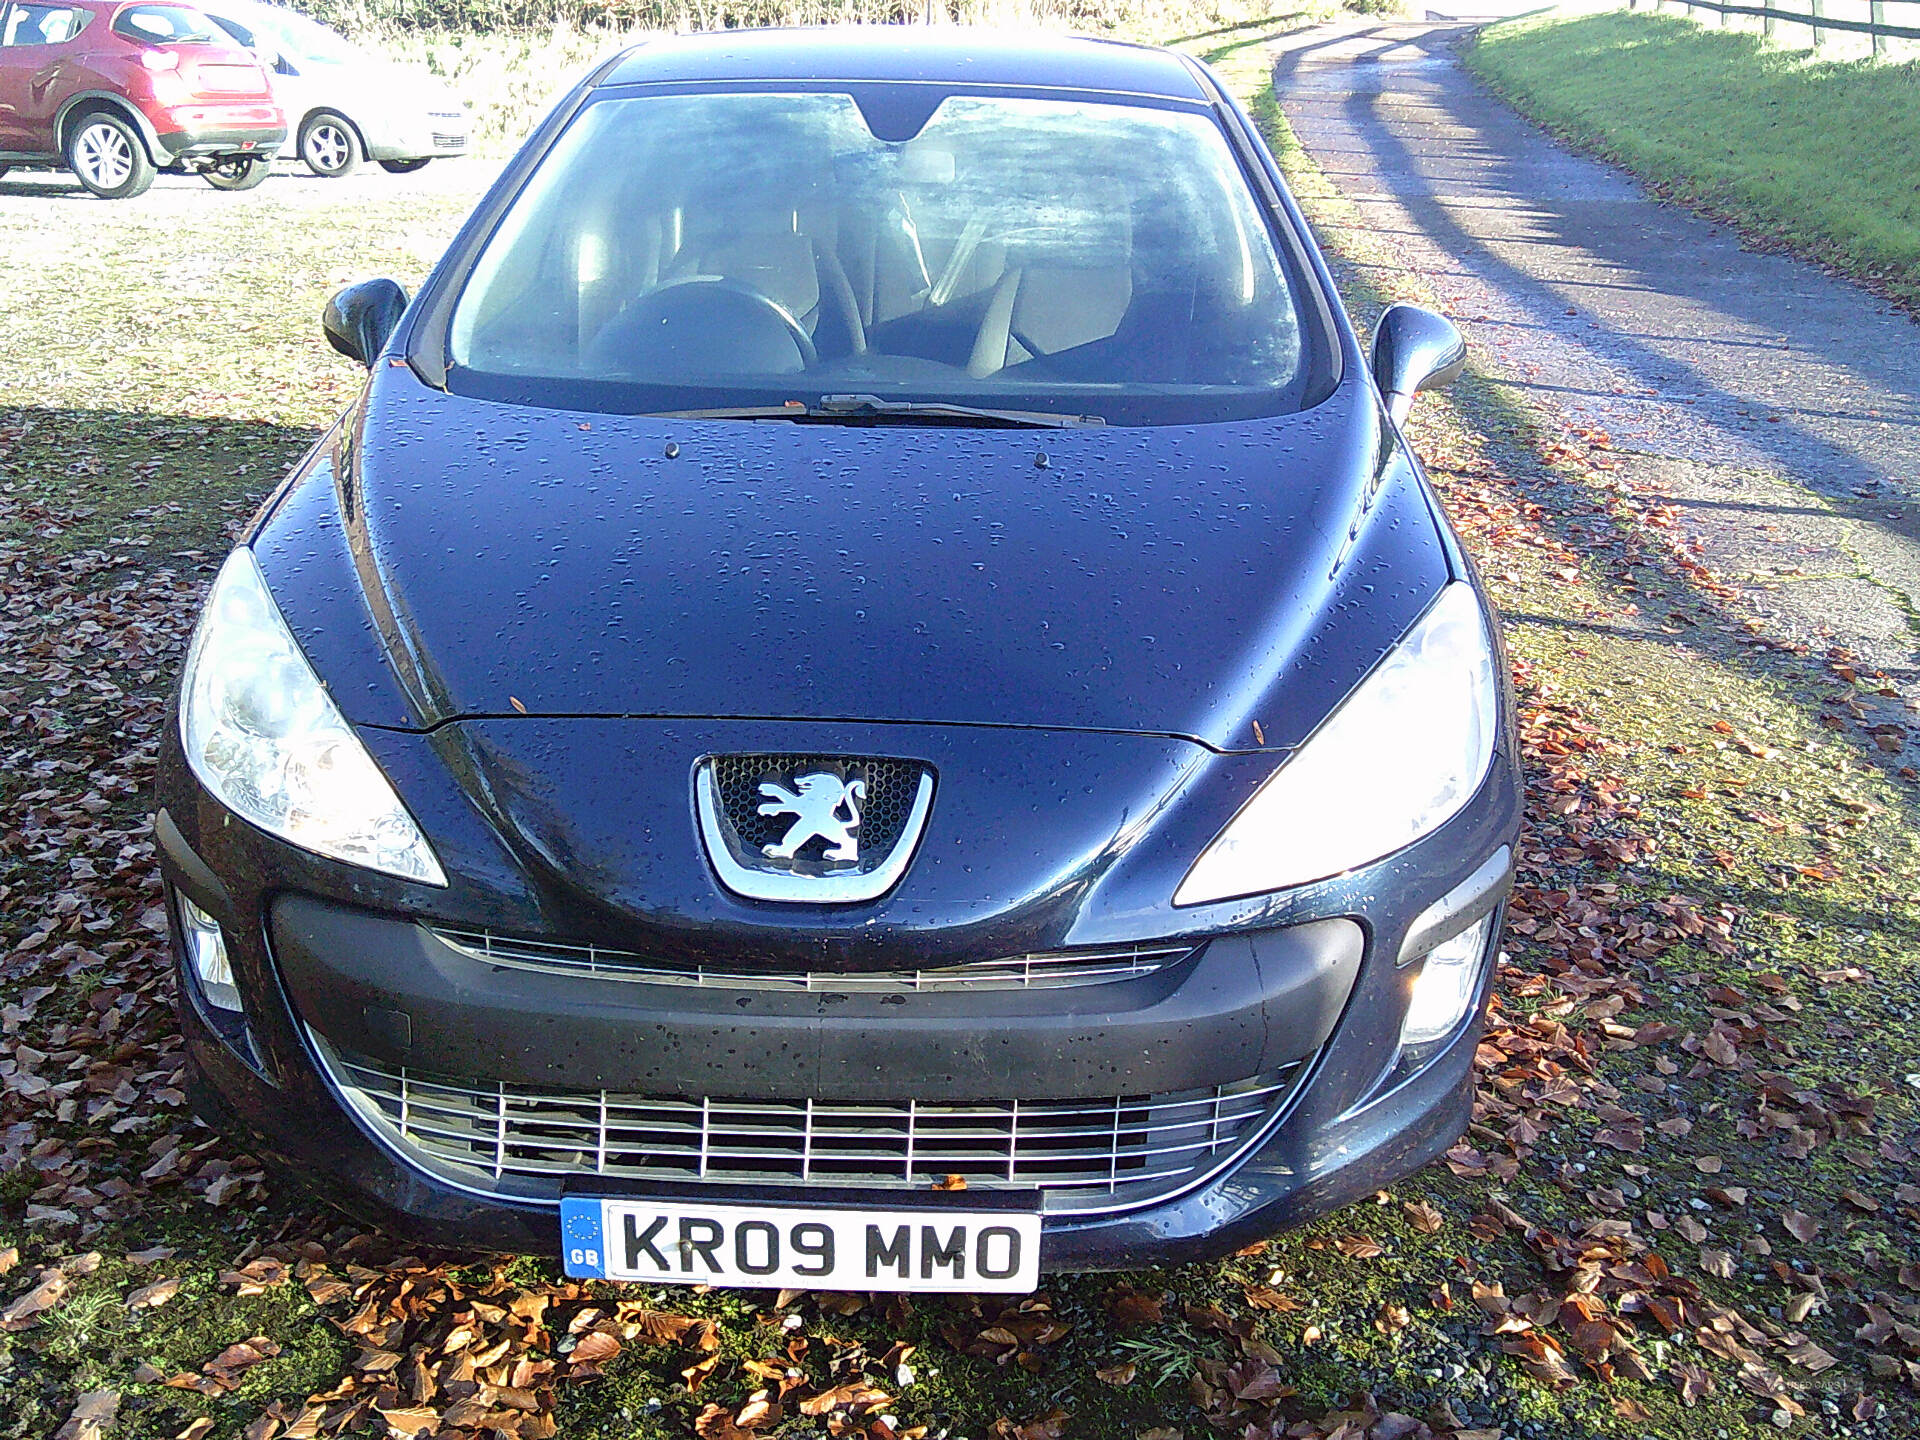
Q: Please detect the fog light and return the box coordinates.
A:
[1400,915,1494,1047]
[178,895,243,1013]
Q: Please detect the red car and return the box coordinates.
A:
[0,0,284,197]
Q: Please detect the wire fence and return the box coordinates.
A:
[1628,0,1920,53]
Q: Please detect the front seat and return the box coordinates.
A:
[967,262,1135,378]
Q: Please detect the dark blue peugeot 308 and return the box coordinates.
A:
[157,26,1518,1293]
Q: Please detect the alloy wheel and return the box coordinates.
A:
[75,122,133,191]
[301,113,361,178]
[308,123,350,172]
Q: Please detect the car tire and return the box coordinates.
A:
[202,154,272,191]
[299,112,361,179]
[64,111,155,200]
[378,158,429,174]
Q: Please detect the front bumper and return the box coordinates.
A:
[158,743,1518,1271]
[271,894,1364,1100]
[181,959,1490,1271]
[361,110,471,163]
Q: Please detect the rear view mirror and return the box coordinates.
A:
[1370,304,1466,425]
[323,278,409,368]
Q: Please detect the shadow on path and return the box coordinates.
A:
[1268,21,1920,706]
[1273,23,1920,526]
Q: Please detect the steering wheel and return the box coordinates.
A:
[588,276,818,376]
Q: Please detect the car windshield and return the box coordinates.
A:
[244,4,361,64]
[113,3,218,43]
[445,89,1314,426]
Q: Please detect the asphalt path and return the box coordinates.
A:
[1270,19,1920,725]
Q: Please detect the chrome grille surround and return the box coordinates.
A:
[430,926,1196,992]
[694,754,936,904]
[311,1035,1306,1216]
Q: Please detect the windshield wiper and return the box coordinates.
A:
[649,394,1104,429]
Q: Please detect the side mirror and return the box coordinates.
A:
[323,278,409,368]
[1370,304,1466,425]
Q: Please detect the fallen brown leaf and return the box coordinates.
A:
[1402,1199,1445,1234]
[0,1268,68,1330]
[54,1390,119,1440]
[126,1277,181,1310]
[798,1381,891,1417]
[694,1403,759,1440]
[1106,1288,1164,1327]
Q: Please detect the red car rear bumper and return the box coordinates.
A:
[153,102,285,159]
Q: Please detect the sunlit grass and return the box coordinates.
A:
[1467,9,1920,307]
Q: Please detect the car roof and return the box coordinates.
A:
[596,27,1212,102]
[202,0,294,19]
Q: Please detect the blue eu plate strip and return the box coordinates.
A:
[559,1196,607,1279]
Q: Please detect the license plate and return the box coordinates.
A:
[560,1196,1042,1293]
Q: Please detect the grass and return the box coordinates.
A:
[6,7,1920,1439]
[1464,9,1920,311]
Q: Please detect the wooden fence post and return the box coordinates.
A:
[1870,0,1885,53]
[1809,0,1825,47]
[1764,0,1775,38]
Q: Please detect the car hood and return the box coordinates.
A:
[254,367,1451,752]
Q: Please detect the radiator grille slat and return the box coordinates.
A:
[312,1037,1306,1213]
[431,926,1195,992]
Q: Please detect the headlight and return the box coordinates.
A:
[180,548,446,886]
[1174,583,1497,906]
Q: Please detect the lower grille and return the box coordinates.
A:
[431,926,1194,992]
[315,1037,1305,1214]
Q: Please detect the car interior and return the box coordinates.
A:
[450,91,1306,412]
[1,3,88,45]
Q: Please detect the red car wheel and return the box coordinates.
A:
[64,111,155,200]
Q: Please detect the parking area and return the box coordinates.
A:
[1,157,493,443]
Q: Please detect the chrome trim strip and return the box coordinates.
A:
[430,925,1189,992]
[695,763,934,904]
